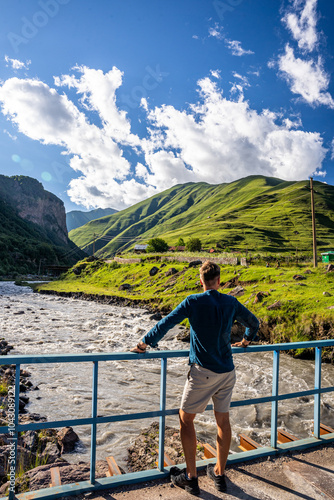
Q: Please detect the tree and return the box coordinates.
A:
[177,237,185,247]
[146,238,169,253]
[186,238,202,252]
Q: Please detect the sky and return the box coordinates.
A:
[0,0,333,212]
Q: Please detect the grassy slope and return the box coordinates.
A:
[37,258,334,354]
[69,176,334,257]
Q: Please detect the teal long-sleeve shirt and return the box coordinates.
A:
[142,289,259,373]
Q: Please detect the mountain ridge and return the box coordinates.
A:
[0,175,85,275]
[66,207,118,232]
[69,175,334,257]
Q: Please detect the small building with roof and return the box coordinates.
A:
[321,251,334,263]
[134,244,148,253]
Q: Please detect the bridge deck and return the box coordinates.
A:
[78,444,334,500]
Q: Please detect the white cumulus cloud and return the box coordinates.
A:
[208,24,253,56]
[4,55,31,70]
[0,67,328,209]
[144,77,326,185]
[225,39,254,56]
[282,0,319,52]
[210,69,221,79]
[277,45,334,108]
[273,0,334,108]
[208,23,224,40]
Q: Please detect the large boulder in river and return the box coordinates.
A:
[57,427,79,454]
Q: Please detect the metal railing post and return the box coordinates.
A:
[271,351,279,448]
[314,347,322,439]
[90,361,99,484]
[158,357,167,471]
[8,364,20,500]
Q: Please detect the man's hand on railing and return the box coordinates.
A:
[130,340,148,353]
[232,339,250,348]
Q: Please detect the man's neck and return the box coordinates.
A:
[202,285,219,292]
[201,277,220,292]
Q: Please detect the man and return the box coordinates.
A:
[131,260,259,495]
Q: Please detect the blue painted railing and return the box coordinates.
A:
[1,339,334,500]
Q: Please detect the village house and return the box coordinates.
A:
[134,244,148,253]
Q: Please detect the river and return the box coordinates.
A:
[1,281,333,469]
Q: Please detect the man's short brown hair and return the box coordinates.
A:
[200,260,220,285]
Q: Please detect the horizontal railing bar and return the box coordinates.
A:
[2,384,333,434]
[231,385,334,407]
[1,339,333,365]
[0,350,189,364]
[0,410,175,433]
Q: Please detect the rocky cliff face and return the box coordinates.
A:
[0,175,68,245]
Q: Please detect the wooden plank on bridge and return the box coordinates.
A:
[277,428,298,444]
[50,467,61,487]
[155,449,176,467]
[202,443,217,459]
[106,456,122,476]
[320,422,334,435]
[239,434,261,452]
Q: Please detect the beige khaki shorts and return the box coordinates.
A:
[180,364,236,414]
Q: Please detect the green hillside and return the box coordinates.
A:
[69,176,334,257]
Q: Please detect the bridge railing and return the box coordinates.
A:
[1,339,334,500]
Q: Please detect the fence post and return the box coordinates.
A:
[314,347,322,439]
[90,361,99,484]
[158,357,167,471]
[270,351,279,448]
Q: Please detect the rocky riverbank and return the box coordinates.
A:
[37,288,158,312]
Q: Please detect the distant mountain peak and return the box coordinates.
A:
[66,207,118,232]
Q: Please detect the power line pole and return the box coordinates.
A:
[310,177,317,268]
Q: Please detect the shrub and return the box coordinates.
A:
[146,238,169,253]
[186,238,202,252]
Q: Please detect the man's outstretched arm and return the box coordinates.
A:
[130,300,189,352]
[231,300,259,347]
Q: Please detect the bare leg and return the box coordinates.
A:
[179,409,197,478]
[214,411,231,475]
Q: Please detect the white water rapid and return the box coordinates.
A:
[1,282,333,469]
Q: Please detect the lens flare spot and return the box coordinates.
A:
[41,171,52,182]
[12,154,21,163]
